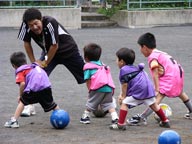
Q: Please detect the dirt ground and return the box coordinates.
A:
[0,26,192,144]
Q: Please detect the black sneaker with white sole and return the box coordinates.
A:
[127,114,147,126]
[159,121,170,128]
[109,123,126,130]
[80,116,90,124]
[184,113,192,120]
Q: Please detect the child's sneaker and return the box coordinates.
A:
[4,119,19,128]
[30,104,36,115]
[184,112,192,119]
[80,113,90,124]
[109,123,126,130]
[21,105,36,117]
[159,120,170,128]
[21,105,30,117]
[127,114,147,126]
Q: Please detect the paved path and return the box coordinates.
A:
[0,26,192,144]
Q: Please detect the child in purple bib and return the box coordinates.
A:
[110,48,170,130]
[4,52,59,128]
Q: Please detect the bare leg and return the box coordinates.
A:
[53,105,60,110]
[14,102,25,120]
[179,92,190,102]
[141,93,165,118]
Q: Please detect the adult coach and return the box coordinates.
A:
[18,8,85,116]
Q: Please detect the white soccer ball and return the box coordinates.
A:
[154,103,172,122]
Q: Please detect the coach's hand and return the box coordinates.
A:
[36,60,48,68]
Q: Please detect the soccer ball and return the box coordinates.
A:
[93,105,108,118]
[154,103,172,122]
[92,97,117,118]
[158,130,181,144]
[50,109,70,129]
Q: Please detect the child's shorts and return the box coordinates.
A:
[86,91,114,112]
[122,96,156,109]
[20,88,57,112]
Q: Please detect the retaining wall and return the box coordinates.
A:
[0,8,81,29]
[111,9,192,28]
[1,8,192,29]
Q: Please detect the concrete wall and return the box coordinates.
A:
[0,8,81,29]
[1,8,192,29]
[111,9,192,28]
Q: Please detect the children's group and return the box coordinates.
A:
[4,8,192,131]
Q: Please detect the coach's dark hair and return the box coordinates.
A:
[23,8,42,23]
[10,52,27,67]
[116,47,135,65]
[83,43,102,61]
[137,32,156,49]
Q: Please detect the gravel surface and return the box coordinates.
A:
[0,26,192,144]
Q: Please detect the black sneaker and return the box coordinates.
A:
[159,121,170,128]
[109,123,126,130]
[184,112,192,120]
[127,114,147,126]
[80,113,90,124]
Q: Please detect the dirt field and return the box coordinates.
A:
[0,26,192,144]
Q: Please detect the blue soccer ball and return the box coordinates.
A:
[158,130,181,144]
[50,109,70,129]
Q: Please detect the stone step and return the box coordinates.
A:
[81,5,100,12]
[81,20,117,28]
[81,12,109,21]
[81,5,118,28]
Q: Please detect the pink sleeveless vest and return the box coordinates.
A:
[83,63,115,90]
[148,49,184,97]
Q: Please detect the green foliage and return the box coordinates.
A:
[97,7,118,17]
[97,1,126,17]
[127,0,191,9]
[98,0,191,17]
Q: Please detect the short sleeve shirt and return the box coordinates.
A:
[16,69,31,84]
[150,59,164,76]
[18,16,79,59]
[84,61,112,92]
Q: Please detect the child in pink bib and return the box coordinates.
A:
[127,32,192,126]
[148,49,183,97]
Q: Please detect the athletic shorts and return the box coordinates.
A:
[122,96,156,109]
[20,88,57,112]
[40,51,85,84]
[86,91,115,112]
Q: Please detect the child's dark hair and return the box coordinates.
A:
[10,52,27,67]
[137,32,156,49]
[116,47,135,65]
[23,8,42,23]
[83,43,102,61]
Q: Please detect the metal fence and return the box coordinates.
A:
[127,0,192,10]
[0,0,192,10]
[0,0,76,8]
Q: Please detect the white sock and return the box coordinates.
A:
[84,110,90,117]
[111,111,118,120]
[11,117,16,122]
